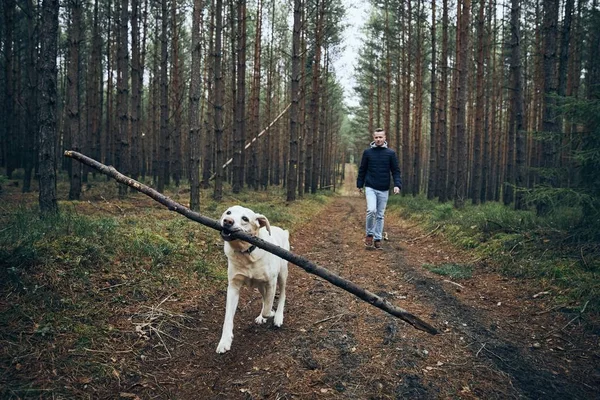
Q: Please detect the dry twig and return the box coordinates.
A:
[404,225,441,243]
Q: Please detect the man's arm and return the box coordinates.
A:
[390,151,402,192]
[356,150,368,190]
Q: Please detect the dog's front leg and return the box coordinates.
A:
[216,283,240,353]
[255,282,276,324]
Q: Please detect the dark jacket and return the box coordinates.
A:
[356,141,402,191]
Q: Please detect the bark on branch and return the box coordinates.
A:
[64,151,439,335]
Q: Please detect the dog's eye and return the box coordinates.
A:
[242,216,249,222]
[226,211,231,215]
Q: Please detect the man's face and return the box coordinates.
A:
[373,132,386,147]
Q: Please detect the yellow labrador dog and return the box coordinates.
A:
[216,205,290,354]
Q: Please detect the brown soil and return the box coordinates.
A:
[2,168,599,399]
[116,167,599,399]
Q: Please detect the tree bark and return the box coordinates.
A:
[116,0,130,197]
[233,0,247,193]
[427,0,437,200]
[511,0,526,210]
[454,0,471,208]
[436,0,449,202]
[38,0,60,215]
[157,0,170,193]
[213,0,224,200]
[287,0,302,201]
[471,0,485,205]
[170,0,183,187]
[22,0,38,193]
[202,3,215,188]
[130,0,141,181]
[67,0,83,201]
[189,0,203,211]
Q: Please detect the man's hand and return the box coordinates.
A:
[393,187,400,195]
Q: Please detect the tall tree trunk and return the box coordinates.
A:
[454,0,470,208]
[437,0,449,202]
[87,0,103,176]
[558,0,574,185]
[213,0,224,200]
[412,0,423,196]
[202,2,215,188]
[232,0,246,193]
[511,0,526,210]
[384,0,392,135]
[402,0,412,194]
[189,0,203,211]
[262,0,277,189]
[427,0,437,200]
[298,14,307,197]
[287,0,302,201]
[117,0,130,197]
[248,0,262,190]
[130,0,142,181]
[22,0,38,193]
[585,0,600,100]
[67,0,83,200]
[157,0,170,192]
[39,0,60,214]
[309,0,323,194]
[481,0,494,202]
[104,0,114,167]
[3,0,16,178]
[170,0,183,187]
[471,0,485,204]
[540,0,559,193]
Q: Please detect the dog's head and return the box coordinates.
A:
[219,205,271,242]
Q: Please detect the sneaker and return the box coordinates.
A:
[374,240,382,250]
[364,235,374,247]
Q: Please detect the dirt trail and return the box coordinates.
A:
[130,165,599,399]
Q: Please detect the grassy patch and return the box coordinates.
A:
[423,263,473,280]
[387,194,600,312]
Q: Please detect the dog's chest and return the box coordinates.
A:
[228,257,277,286]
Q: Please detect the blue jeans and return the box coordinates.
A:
[365,187,389,241]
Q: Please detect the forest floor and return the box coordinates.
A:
[2,166,600,399]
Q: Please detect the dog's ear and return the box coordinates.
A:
[255,214,272,236]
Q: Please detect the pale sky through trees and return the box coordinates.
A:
[334,0,370,109]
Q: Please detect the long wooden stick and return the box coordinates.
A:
[64,151,439,335]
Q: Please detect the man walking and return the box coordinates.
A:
[356,128,402,250]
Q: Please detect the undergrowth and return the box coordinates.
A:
[0,178,334,398]
[388,194,600,313]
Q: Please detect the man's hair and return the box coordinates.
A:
[373,128,385,135]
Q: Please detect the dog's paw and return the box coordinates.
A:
[216,338,232,354]
[255,315,267,324]
[273,313,284,327]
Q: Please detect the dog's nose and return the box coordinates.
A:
[222,217,234,227]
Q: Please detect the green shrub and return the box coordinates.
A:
[389,194,599,311]
[0,208,118,270]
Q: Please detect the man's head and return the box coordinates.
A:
[373,128,386,147]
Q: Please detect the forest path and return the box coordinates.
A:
[132,164,598,399]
